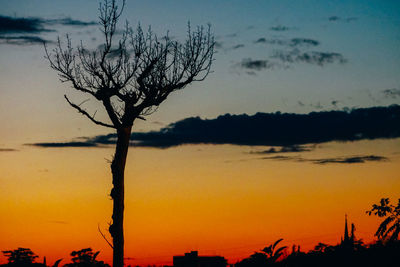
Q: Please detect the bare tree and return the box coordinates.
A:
[44,0,214,266]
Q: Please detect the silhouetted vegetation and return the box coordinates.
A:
[1,248,39,266]
[1,248,105,267]
[367,198,400,241]
[236,239,287,267]
[235,240,399,267]
[63,248,109,267]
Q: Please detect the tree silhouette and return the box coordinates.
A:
[367,197,400,241]
[64,248,109,267]
[44,0,214,266]
[2,248,38,266]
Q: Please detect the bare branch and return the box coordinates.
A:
[45,0,214,130]
[98,224,114,249]
[65,95,115,128]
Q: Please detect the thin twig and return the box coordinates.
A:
[98,223,113,249]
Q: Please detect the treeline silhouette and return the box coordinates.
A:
[2,198,399,267]
[236,239,399,267]
[1,248,108,267]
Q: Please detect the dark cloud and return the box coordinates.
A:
[31,105,400,149]
[289,38,319,47]
[272,49,347,66]
[240,58,277,71]
[313,155,388,164]
[30,142,99,147]
[250,36,344,70]
[328,16,358,23]
[0,15,96,46]
[382,88,400,99]
[0,15,95,34]
[254,38,319,47]
[254,37,267,44]
[251,145,313,154]
[298,101,305,107]
[331,100,339,107]
[260,154,388,164]
[46,18,96,27]
[0,35,51,45]
[254,38,286,46]
[0,148,17,152]
[232,44,245,50]
[270,25,290,32]
[0,15,50,34]
[328,16,340,22]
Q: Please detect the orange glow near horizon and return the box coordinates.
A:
[1,139,399,266]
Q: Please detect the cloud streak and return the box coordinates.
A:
[240,58,278,71]
[260,154,388,165]
[270,25,291,32]
[0,148,17,152]
[251,145,313,154]
[254,37,320,48]
[382,88,400,99]
[271,49,347,66]
[31,105,400,149]
[0,15,96,45]
[0,35,51,45]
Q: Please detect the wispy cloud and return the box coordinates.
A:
[260,154,388,164]
[328,16,358,23]
[30,142,98,147]
[30,105,400,149]
[0,35,51,45]
[0,148,18,152]
[271,49,347,66]
[382,88,400,99]
[254,37,319,48]
[46,17,96,27]
[245,35,345,72]
[270,25,291,32]
[0,15,96,45]
[312,155,388,164]
[239,58,278,71]
[251,145,313,154]
[0,15,51,34]
[232,44,245,50]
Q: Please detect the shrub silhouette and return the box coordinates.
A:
[236,239,287,266]
[63,248,109,267]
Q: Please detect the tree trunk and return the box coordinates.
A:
[109,126,132,267]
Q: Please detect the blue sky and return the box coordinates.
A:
[0,0,399,144]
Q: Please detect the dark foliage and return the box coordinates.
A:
[64,248,109,267]
[235,240,400,267]
[367,198,400,241]
[1,248,39,266]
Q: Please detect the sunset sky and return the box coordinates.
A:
[0,0,400,266]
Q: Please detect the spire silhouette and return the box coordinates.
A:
[344,214,349,243]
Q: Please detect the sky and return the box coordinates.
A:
[0,0,400,266]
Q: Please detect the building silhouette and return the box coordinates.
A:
[173,251,227,267]
[340,214,357,249]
